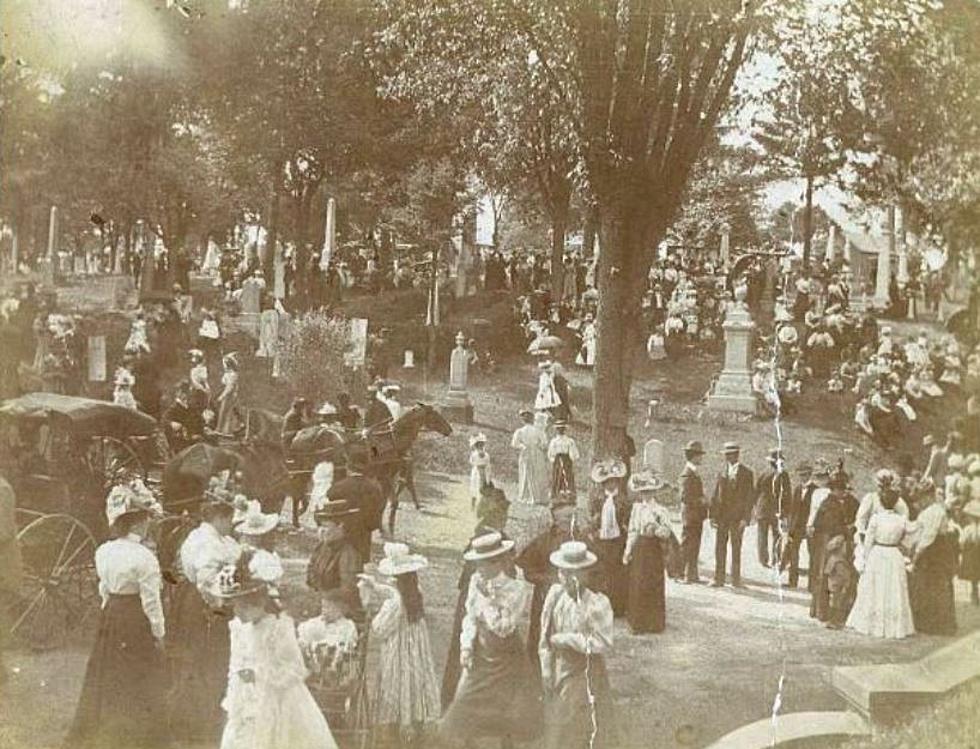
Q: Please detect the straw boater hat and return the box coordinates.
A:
[463,531,515,562]
[105,479,162,527]
[317,402,339,417]
[590,458,628,484]
[469,433,488,448]
[549,540,598,570]
[721,441,740,455]
[377,542,428,577]
[553,420,568,430]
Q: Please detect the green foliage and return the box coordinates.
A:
[277,311,367,406]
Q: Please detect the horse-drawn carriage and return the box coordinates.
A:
[0,392,160,648]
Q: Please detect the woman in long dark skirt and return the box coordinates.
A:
[909,494,958,635]
[623,470,673,634]
[441,486,510,711]
[66,490,167,749]
[588,460,630,618]
[166,499,239,743]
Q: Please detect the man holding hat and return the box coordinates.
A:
[678,440,708,584]
[709,442,755,588]
[755,448,792,569]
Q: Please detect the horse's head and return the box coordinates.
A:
[417,402,453,437]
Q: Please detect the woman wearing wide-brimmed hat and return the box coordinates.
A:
[66,482,168,749]
[538,541,616,749]
[441,532,543,746]
[216,550,339,749]
[307,501,364,617]
[441,485,512,710]
[588,458,630,617]
[359,543,441,745]
[623,469,673,634]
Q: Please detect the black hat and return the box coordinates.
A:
[314,500,360,524]
[683,440,705,455]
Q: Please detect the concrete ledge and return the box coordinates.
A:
[706,710,869,749]
[832,630,980,726]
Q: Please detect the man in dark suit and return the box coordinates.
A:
[781,462,814,588]
[163,381,206,452]
[364,383,394,428]
[710,442,755,588]
[754,448,792,568]
[678,440,708,584]
[326,456,384,563]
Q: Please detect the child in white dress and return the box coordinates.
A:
[468,434,491,509]
[112,366,138,410]
[215,551,338,749]
[297,590,359,680]
[125,310,150,354]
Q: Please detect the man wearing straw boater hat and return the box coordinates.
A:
[441,532,542,747]
[709,442,755,588]
[539,540,615,749]
[678,440,708,584]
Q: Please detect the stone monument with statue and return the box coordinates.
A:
[441,331,474,424]
[707,281,757,414]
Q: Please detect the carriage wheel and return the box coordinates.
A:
[11,513,98,650]
[84,436,147,492]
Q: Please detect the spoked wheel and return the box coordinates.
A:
[83,435,147,492]
[11,512,98,650]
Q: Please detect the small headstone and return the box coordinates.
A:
[240,278,263,314]
[642,438,664,472]
[87,336,107,382]
[403,350,415,369]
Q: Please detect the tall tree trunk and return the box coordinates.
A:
[591,197,659,466]
[802,174,814,267]
[583,204,599,259]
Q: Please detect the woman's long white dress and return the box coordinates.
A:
[221,613,338,749]
[846,511,915,639]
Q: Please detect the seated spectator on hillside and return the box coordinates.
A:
[163,380,207,452]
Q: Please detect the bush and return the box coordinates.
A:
[278,311,367,405]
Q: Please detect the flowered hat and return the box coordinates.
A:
[469,433,488,448]
[377,542,428,577]
[590,458,627,484]
[212,550,268,599]
[628,469,669,493]
[105,479,163,527]
[549,540,597,570]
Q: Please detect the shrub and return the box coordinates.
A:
[278,311,368,405]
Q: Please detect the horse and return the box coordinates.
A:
[286,402,453,533]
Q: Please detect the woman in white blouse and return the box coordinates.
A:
[66,484,168,748]
[623,470,673,634]
[441,532,543,747]
[539,541,616,749]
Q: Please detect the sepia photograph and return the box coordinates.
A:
[0,0,978,748]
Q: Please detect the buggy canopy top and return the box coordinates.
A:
[0,393,158,439]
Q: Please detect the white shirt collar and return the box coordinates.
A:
[685,461,699,473]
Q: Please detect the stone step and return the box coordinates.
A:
[705,710,869,749]
[831,630,980,726]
